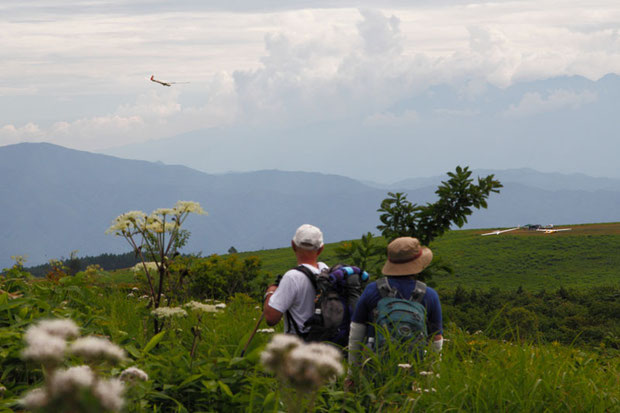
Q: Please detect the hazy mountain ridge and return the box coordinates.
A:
[1,143,619,268]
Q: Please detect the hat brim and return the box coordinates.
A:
[381,246,433,276]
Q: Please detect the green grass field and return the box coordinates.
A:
[238,222,620,291]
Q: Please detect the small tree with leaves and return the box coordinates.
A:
[334,232,385,276]
[106,201,207,332]
[372,166,502,282]
[377,166,502,245]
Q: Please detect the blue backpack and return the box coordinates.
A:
[373,277,428,360]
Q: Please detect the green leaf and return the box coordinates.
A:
[218,380,233,397]
[142,331,166,355]
[179,373,204,388]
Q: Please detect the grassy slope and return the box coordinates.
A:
[237,222,620,291]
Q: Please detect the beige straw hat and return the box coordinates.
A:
[381,237,433,276]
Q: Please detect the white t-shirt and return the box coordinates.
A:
[268,262,328,335]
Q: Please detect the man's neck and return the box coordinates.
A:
[297,258,319,268]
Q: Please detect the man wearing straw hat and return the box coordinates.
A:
[347,237,443,370]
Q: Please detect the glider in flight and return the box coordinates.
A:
[536,228,572,234]
[481,227,520,236]
[150,75,188,87]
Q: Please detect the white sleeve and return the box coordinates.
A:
[268,271,296,314]
[347,322,367,370]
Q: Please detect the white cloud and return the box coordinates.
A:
[503,89,598,118]
[1,2,620,152]
[0,123,45,145]
[363,110,419,126]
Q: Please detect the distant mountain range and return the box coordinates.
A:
[1,143,619,268]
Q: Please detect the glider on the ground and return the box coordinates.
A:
[536,228,572,234]
[481,227,520,236]
[150,75,189,87]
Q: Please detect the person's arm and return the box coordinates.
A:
[263,272,296,326]
[263,285,282,326]
[425,287,444,352]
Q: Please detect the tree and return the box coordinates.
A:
[228,246,238,254]
[334,232,385,276]
[377,166,502,245]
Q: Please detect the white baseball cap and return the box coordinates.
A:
[292,224,324,250]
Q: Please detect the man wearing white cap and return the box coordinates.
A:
[263,224,328,337]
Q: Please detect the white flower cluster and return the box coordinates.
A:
[22,319,79,364]
[106,210,147,234]
[174,200,207,215]
[257,328,275,334]
[261,334,344,391]
[151,306,188,319]
[19,318,147,412]
[119,367,149,382]
[70,336,127,363]
[132,261,159,273]
[183,301,223,314]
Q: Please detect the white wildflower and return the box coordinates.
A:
[183,301,221,313]
[152,208,176,216]
[151,307,188,318]
[398,363,412,369]
[260,334,302,373]
[174,200,207,215]
[69,336,126,363]
[132,262,158,273]
[20,388,49,409]
[30,319,79,340]
[50,365,95,396]
[22,328,66,364]
[254,306,260,309]
[215,303,226,309]
[120,367,149,382]
[284,342,344,390]
[127,293,134,298]
[257,328,275,334]
[474,330,484,335]
[0,385,6,394]
[419,370,434,376]
[106,210,146,234]
[145,219,177,234]
[132,287,139,292]
[93,378,125,412]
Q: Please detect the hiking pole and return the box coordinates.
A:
[240,312,264,357]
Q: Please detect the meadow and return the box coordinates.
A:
[1,222,619,412]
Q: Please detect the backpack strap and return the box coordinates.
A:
[285,265,318,338]
[295,265,318,290]
[376,277,398,298]
[410,280,427,303]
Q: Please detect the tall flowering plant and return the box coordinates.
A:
[106,201,206,331]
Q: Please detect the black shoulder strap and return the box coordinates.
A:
[295,265,318,290]
[410,281,427,303]
[377,277,398,298]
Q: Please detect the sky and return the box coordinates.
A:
[2,0,620,182]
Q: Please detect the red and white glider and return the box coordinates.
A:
[150,75,188,87]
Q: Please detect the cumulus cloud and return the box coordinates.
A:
[0,123,45,145]
[503,89,597,118]
[2,2,620,152]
